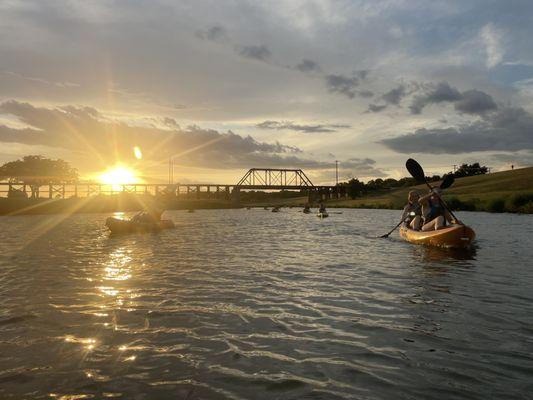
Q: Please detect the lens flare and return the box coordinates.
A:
[133,146,142,160]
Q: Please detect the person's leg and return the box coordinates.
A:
[421,219,437,231]
[434,216,445,230]
[410,216,421,230]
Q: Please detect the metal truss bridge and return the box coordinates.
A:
[235,168,315,189]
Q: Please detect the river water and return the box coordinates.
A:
[0,209,532,399]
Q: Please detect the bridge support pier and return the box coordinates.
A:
[231,187,240,205]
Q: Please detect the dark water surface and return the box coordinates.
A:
[0,209,532,399]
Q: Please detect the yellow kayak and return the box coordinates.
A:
[399,224,475,249]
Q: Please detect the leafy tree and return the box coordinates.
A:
[454,163,488,178]
[340,178,365,199]
[0,155,78,198]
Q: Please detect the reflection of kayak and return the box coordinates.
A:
[106,217,175,234]
[316,212,329,218]
[399,224,475,249]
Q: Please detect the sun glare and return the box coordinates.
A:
[98,166,141,189]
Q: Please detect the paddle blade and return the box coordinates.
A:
[406,158,426,183]
[440,174,455,190]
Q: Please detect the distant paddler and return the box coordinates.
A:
[303,204,311,214]
[317,203,328,218]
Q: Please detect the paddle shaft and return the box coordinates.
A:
[381,218,405,238]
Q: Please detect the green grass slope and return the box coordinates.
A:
[328,167,533,213]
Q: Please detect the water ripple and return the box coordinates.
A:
[0,209,532,399]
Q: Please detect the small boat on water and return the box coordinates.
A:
[399,224,475,249]
[316,211,329,218]
[271,207,281,213]
[106,217,175,234]
[303,208,311,214]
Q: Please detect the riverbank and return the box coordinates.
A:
[325,167,533,214]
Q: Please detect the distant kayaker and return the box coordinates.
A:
[132,203,163,225]
[419,188,460,231]
[401,190,422,230]
[318,203,326,213]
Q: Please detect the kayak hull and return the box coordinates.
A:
[316,212,329,218]
[106,217,175,234]
[399,224,475,249]
[400,225,476,249]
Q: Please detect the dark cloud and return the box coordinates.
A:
[238,45,271,61]
[0,100,313,171]
[358,90,374,98]
[365,84,407,113]
[382,85,406,105]
[163,117,180,128]
[256,120,350,133]
[409,82,498,115]
[324,71,372,99]
[325,74,360,99]
[366,104,387,113]
[410,82,462,114]
[295,59,321,73]
[454,89,497,115]
[380,106,533,154]
[195,25,227,41]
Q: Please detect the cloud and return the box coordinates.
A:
[366,84,408,112]
[454,89,497,114]
[410,82,462,114]
[1,70,80,88]
[0,100,313,171]
[238,44,271,61]
[380,106,533,154]
[382,84,406,105]
[295,59,322,73]
[409,81,498,115]
[195,25,227,41]
[481,23,504,69]
[366,104,387,113]
[256,120,350,133]
[325,71,373,99]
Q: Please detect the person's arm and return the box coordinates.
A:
[443,208,461,225]
[400,205,410,221]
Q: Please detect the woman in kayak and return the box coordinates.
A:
[419,188,460,231]
[401,190,422,230]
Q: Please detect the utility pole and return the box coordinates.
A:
[335,160,339,186]
[168,157,174,184]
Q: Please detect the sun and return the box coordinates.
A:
[98,165,141,190]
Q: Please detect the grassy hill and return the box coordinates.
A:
[325,167,533,213]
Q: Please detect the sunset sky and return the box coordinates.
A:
[1,0,533,184]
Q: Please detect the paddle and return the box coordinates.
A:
[405,158,459,222]
[379,170,455,238]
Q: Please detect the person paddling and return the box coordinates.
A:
[419,187,460,231]
[318,203,326,213]
[401,190,422,230]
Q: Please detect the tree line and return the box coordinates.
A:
[338,163,489,199]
